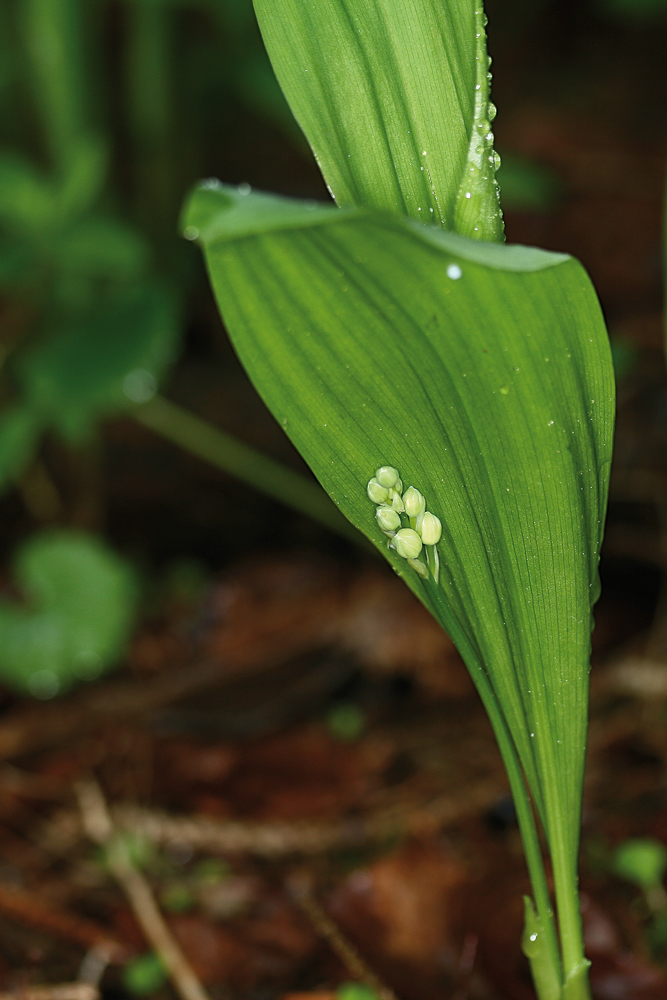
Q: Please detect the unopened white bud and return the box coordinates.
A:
[392,528,423,559]
[376,505,401,533]
[419,512,442,545]
[408,558,429,579]
[403,487,425,518]
[367,478,389,503]
[376,466,400,489]
[390,489,405,512]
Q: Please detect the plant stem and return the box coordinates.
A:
[133,395,363,545]
[21,0,89,170]
[124,0,174,238]
[425,588,563,999]
[551,837,591,1000]
[502,752,563,996]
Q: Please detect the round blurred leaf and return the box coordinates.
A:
[612,838,667,890]
[0,529,138,696]
[122,953,167,996]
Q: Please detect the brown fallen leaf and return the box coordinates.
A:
[327,838,469,1000]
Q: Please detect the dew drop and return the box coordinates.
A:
[237,182,251,195]
[447,264,462,280]
[123,369,157,403]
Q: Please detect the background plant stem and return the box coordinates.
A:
[133,395,363,545]
[21,0,89,170]
[124,0,174,239]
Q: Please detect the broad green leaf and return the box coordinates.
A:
[0,530,137,697]
[253,0,503,241]
[184,183,614,871]
[18,283,180,441]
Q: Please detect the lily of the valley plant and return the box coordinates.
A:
[183,2,615,998]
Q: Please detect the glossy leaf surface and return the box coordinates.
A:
[185,183,614,864]
[253,0,503,241]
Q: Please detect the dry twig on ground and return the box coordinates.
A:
[288,873,399,1000]
[75,780,211,1000]
[0,985,99,1000]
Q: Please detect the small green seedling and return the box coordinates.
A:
[337,984,380,1000]
[326,702,366,742]
[612,838,667,960]
[122,952,168,996]
[613,837,667,912]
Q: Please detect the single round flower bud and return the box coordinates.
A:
[408,557,429,579]
[376,505,401,533]
[403,486,425,518]
[390,489,405,513]
[392,528,423,559]
[375,466,401,489]
[367,478,389,504]
[419,511,442,545]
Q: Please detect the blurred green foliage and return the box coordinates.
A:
[0,0,297,695]
[0,528,137,696]
[0,0,292,501]
[597,0,667,20]
[497,153,561,213]
[337,983,381,1000]
[612,838,667,891]
[326,702,367,742]
[122,952,168,996]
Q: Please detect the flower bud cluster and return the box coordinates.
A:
[366,466,442,582]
